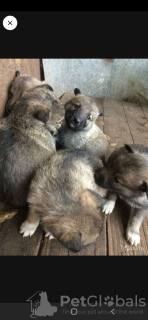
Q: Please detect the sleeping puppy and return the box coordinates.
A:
[0,84,57,209]
[20,149,107,252]
[95,144,148,246]
[5,71,64,127]
[5,70,52,115]
[55,89,109,160]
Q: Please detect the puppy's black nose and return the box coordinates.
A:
[99,111,103,116]
[74,117,81,124]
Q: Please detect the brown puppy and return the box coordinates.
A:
[20,149,107,252]
[5,71,64,127]
[95,144,148,246]
[0,84,57,209]
[5,71,51,114]
[56,89,108,160]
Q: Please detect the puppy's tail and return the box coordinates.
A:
[0,200,18,223]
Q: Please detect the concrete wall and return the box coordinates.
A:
[43,59,148,104]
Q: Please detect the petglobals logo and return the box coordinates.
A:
[26,292,146,318]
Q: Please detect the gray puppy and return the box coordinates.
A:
[5,71,64,127]
[20,149,107,252]
[95,144,148,246]
[56,89,108,160]
[0,84,57,209]
[5,70,52,115]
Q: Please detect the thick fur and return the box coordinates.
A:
[0,85,57,208]
[21,149,107,252]
[5,71,53,115]
[5,71,64,127]
[56,89,108,160]
[95,144,148,246]
[5,71,46,114]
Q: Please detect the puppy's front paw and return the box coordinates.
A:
[126,229,140,246]
[20,220,39,237]
[102,200,115,215]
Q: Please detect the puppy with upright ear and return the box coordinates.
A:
[5,72,54,115]
[95,143,148,246]
[56,88,109,160]
[20,149,107,252]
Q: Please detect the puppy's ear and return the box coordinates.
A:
[125,144,135,153]
[47,84,54,92]
[139,181,148,198]
[49,219,82,252]
[15,70,20,77]
[74,88,81,95]
[34,108,50,123]
[35,84,54,91]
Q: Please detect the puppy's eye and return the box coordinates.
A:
[114,176,120,183]
[87,114,92,120]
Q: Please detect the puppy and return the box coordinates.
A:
[5,71,64,127]
[0,84,57,209]
[55,89,108,160]
[5,70,52,114]
[20,149,107,252]
[95,144,148,246]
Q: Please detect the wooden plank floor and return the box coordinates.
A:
[0,95,148,255]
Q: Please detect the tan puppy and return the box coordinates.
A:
[20,149,107,252]
[5,71,51,114]
[95,144,148,246]
[5,71,64,127]
[0,84,57,209]
[56,89,108,160]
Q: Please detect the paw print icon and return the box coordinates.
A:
[104,296,114,307]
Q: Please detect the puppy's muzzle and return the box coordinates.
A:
[66,116,85,130]
[74,117,81,125]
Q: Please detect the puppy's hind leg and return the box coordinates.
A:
[20,210,40,237]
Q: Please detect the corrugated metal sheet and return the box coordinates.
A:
[0,59,41,118]
[43,59,148,105]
